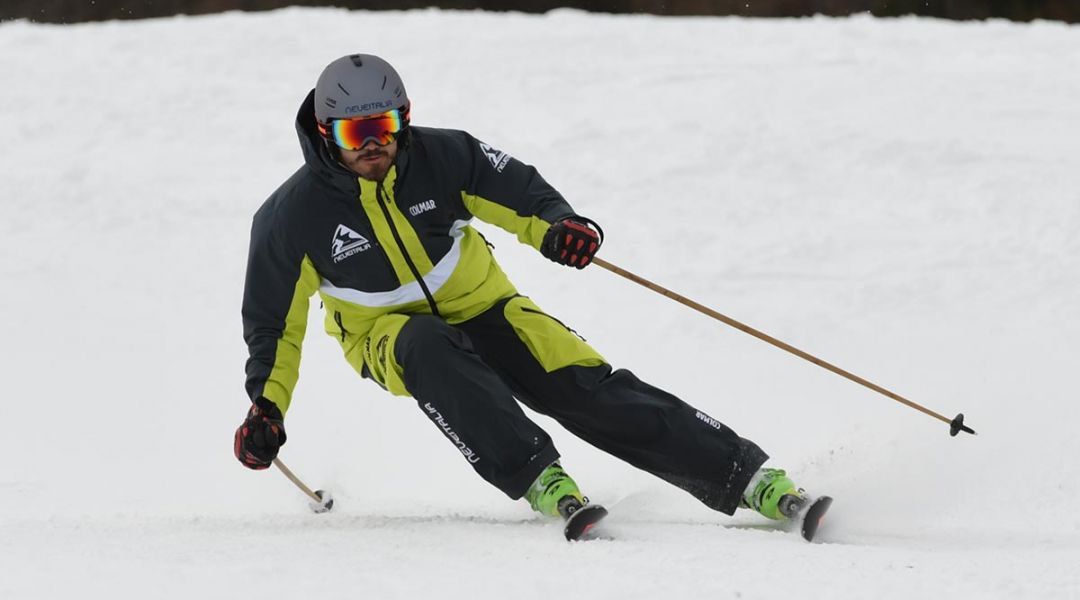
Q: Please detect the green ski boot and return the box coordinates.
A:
[525,462,587,519]
[741,467,807,520]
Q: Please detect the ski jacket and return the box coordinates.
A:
[242,91,576,413]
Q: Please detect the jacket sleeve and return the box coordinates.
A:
[457,132,576,251]
[241,204,320,415]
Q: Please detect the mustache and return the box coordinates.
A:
[354,150,386,160]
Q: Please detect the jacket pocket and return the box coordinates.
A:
[503,296,606,373]
[334,310,350,343]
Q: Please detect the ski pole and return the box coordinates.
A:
[272,457,335,513]
[590,256,975,437]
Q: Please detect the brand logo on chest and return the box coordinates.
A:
[331,224,371,263]
[408,199,437,217]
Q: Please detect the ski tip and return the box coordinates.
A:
[800,496,832,543]
[564,504,608,541]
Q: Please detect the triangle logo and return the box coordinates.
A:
[331,224,371,262]
[479,142,511,172]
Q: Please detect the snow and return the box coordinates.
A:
[1,8,1079,599]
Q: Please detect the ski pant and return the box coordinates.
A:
[360,295,769,515]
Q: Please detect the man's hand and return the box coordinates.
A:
[233,397,287,470]
[541,216,603,269]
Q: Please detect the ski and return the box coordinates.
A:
[563,503,608,541]
[798,495,832,542]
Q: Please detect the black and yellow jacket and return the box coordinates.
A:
[242,91,579,413]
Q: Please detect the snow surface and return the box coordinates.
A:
[1,8,1079,599]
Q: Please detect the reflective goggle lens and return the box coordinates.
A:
[322,109,406,150]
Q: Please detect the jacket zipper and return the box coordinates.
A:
[376,183,441,318]
[342,191,397,281]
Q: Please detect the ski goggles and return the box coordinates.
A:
[318,107,409,150]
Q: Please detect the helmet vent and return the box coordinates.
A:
[314,54,408,124]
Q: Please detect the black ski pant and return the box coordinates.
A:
[386,296,769,515]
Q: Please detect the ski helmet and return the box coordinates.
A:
[314,54,410,126]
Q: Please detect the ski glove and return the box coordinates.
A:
[233,397,287,470]
[541,216,604,269]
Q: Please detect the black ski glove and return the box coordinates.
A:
[541,216,604,269]
[233,397,287,470]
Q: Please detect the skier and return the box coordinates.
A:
[235,53,809,534]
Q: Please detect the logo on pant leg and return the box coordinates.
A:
[695,410,727,432]
[423,402,480,464]
[364,334,391,378]
[375,335,388,367]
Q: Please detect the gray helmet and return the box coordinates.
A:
[314,54,410,125]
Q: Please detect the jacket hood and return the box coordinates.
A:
[296,89,354,188]
[294,88,411,193]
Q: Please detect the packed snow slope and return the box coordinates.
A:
[1,8,1078,599]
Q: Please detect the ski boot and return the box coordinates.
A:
[525,461,587,518]
[741,467,807,520]
[742,467,833,541]
[525,462,607,540]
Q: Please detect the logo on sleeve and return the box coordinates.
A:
[479,142,511,173]
[331,224,371,263]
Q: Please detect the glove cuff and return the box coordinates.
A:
[253,396,284,420]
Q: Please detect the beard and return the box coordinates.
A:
[336,138,399,181]
[347,149,391,181]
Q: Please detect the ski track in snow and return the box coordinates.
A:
[1,8,1078,599]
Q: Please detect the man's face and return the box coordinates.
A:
[339,139,398,181]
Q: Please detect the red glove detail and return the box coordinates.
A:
[233,398,287,470]
[542,217,603,270]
